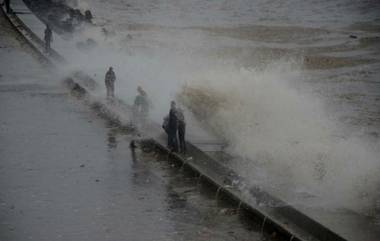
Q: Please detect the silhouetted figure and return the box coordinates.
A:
[74,9,84,21]
[4,0,11,14]
[44,25,53,52]
[104,67,116,99]
[176,107,186,154]
[68,9,76,22]
[133,86,149,124]
[167,101,178,152]
[130,140,137,163]
[84,10,93,23]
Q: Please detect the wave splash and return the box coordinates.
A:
[181,61,380,216]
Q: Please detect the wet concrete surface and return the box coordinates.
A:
[0,85,264,241]
[0,10,264,241]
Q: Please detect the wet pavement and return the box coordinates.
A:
[0,10,264,241]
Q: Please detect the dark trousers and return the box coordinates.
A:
[167,130,178,152]
[45,40,51,52]
[5,0,10,13]
[178,124,186,153]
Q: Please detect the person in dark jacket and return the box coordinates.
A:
[176,107,186,154]
[44,24,53,52]
[104,67,116,99]
[167,101,178,152]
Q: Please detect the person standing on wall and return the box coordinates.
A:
[176,107,186,154]
[133,86,150,124]
[104,67,116,99]
[167,101,179,152]
[44,24,53,53]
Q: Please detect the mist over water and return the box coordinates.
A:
[184,62,380,214]
[60,0,380,216]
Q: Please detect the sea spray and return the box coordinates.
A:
[181,61,380,215]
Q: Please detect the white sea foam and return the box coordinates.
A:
[184,61,380,214]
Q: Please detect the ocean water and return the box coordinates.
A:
[69,0,380,28]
